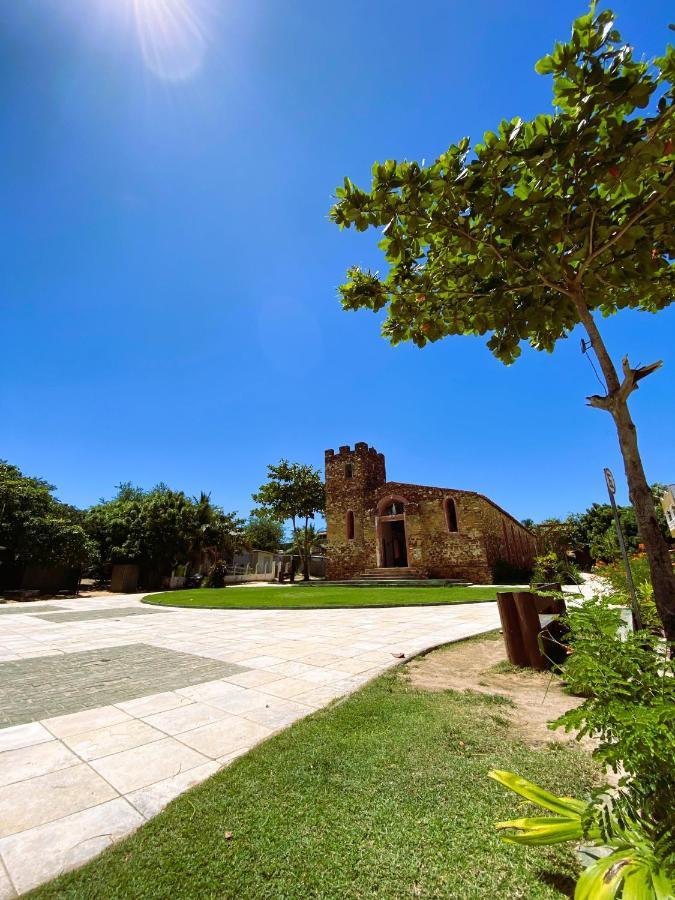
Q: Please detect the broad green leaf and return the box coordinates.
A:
[495,815,584,845]
[488,770,588,817]
[575,851,639,900]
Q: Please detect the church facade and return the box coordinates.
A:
[325,443,536,583]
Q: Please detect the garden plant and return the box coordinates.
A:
[491,596,675,898]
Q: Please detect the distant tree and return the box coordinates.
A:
[529,485,670,566]
[243,514,285,552]
[531,517,583,558]
[191,492,245,572]
[290,524,325,575]
[574,485,670,562]
[0,461,96,574]
[331,7,675,639]
[576,502,640,562]
[85,483,145,568]
[85,484,243,580]
[252,460,325,581]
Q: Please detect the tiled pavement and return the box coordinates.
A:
[0,593,499,896]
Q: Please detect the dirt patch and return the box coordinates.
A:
[406,634,589,750]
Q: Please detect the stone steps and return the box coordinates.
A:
[361,567,427,580]
[322,578,471,588]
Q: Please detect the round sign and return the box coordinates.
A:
[604,468,616,495]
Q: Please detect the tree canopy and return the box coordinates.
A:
[252,460,325,580]
[0,461,97,572]
[243,514,286,553]
[331,4,675,640]
[331,7,673,363]
[532,485,670,564]
[85,483,243,576]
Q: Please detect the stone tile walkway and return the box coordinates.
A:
[0,593,499,896]
[0,644,247,727]
[0,606,65,616]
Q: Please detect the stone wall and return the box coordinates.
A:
[325,443,536,583]
[325,443,385,580]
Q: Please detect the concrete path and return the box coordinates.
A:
[0,594,499,896]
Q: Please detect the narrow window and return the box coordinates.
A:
[445,498,458,533]
[346,510,355,540]
[345,463,353,479]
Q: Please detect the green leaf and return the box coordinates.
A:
[535,54,555,75]
[495,816,584,845]
[488,770,588,817]
[574,851,638,900]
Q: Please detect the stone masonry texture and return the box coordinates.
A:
[325,442,536,583]
[0,644,248,728]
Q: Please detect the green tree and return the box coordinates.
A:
[290,524,325,576]
[0,461,96,575]
[573,485,670,562]
[252,460,325,581]
[85,483,145,567]
[331,7,675,639]
[190,492,245,572]
[243,514,286,552]
[86,484,243,581]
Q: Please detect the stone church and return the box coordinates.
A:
[325,443,536,583]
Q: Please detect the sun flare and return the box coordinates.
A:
[131,0,208,81]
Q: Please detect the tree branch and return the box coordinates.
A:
[442,220,575,298]
[577,177,673,281]
[587,355,663,411]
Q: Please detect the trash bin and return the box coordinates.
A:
[496,590,567,670]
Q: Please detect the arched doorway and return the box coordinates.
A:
[377,498,408,568]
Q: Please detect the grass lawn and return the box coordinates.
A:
[144,584,513,610]
[32,636,598,899]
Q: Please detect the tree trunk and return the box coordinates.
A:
[611,400,675,641]
[573,292,675,641]
[303,517,310,581]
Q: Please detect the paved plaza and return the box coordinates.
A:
[0,593,499,896]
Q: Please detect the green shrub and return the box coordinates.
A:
[490,770,674,899]
[204,562,227,588]
[595,556,668,632]
[531,550,580,586]
[555,600,675,829]
[490,596,675,897]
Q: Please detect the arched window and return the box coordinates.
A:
[445,497,458,533]
[346,510,355,540]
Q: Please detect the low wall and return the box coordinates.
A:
[224,573,276,584]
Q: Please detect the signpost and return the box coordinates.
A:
[604,467,642,630]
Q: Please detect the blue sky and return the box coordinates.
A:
[2,0,673,523]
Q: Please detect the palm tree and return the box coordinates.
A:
[290,524,325,581]
[190,493,244,573]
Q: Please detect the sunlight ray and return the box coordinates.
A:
[132,0,208,81]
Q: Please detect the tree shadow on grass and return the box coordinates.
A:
[537,868,576,897]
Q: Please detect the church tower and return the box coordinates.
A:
[324,443,386,579]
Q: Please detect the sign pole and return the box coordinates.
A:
[604,468,642,631]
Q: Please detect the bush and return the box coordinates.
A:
[531,550,580,586]
[491,596,675,897]
[555,600,675,825]
[204,562,227,588]
[595,555,667,632]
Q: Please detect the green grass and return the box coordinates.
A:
[145,584,512,609]
[32,663,598,899]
